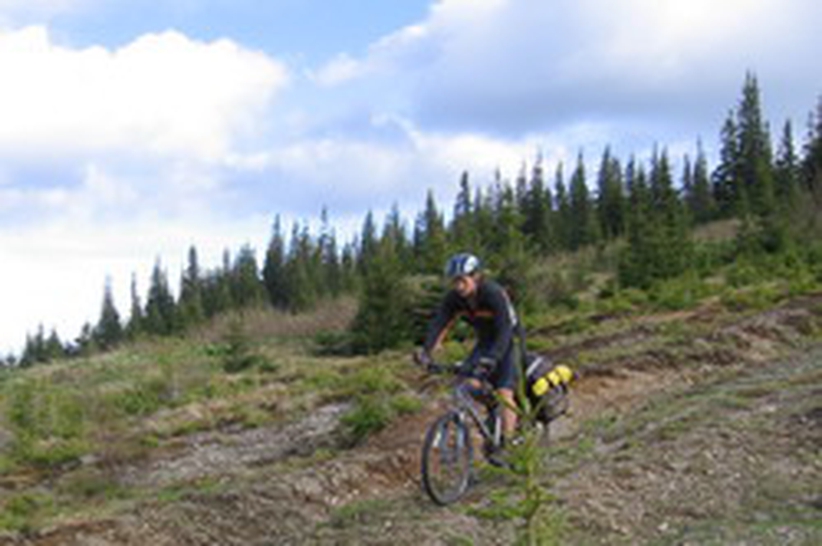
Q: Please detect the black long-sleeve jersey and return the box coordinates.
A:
[423,279,519,364]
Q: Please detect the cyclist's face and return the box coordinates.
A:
[453,275,477,298]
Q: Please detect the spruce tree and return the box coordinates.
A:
[415,190,448,274]
[382,204,411,274]
[774,120,801,213]
[553,163,572,251]
[596,146,625,241]
[351,233,413,354]
[737,72,776,219]
[94,277,123,350]
[340,242,359,293]
[451,171,479,252]
[125,273,144,340]
[522,157,554,255]
[231,245,266,309]
[472,186,495,258]
[178,245,205,328]
[284,223,318,312]
[492,183,531,308]
[689,141,715,224]
[650,149,692,279]
[74,323,97,357]
[319,207,343,297]
[358,211,378,274]
[21,326,46,366]
[620,158,654,288]
[620,152,692,288]
[801,96,822,199]
[682,154,695,223]
[144,259,177,336]
[44,328,64,361]
[263,216,288,309]
[569,152,597,250]
[202,268,232,318]
[713,111,741,217]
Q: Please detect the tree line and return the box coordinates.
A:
[11,73,822,365]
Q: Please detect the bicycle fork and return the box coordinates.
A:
[434,413,467,465]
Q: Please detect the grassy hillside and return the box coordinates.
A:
[1,243,821,544]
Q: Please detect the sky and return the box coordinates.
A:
[0,0,820,355]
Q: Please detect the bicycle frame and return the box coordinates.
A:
[450,374,503,453]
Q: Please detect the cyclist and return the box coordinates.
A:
[415,253,522,457]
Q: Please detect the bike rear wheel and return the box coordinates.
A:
[421,411,473,505]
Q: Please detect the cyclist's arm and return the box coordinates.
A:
[423,291,461,354]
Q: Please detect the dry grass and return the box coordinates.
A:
[693,218,740,242]
[195,297,358,344]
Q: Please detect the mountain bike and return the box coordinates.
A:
[420,360,564,505]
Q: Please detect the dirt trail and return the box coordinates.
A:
[3,294,821,545]
[556,345,822,544]
[121,403,351,489]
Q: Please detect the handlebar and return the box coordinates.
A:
[424,361,494,383]
[424,362,456,375]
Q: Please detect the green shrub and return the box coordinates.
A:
[313,331,356,356]
[0,491,54,532]
[596,287,648,315]
[18,437,88,469]
[726,259,762,288]
[3,378,89,468]
[389,393,423,415]
[113,376,171,416]
[350,364,403,395]
[221,317,266,373]
[693,240,737,276]
[650,273,706,311]
[341,396,392,443]
[468,427,566,545]
[720,285,781,312]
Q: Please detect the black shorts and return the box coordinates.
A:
[468,341,519,391]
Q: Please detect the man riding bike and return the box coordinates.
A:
[415,253,522,458]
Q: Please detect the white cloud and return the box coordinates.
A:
[0,26,289,162]
[320,0,821,136]
[310,53,367,87]
[0,26,292,353]
[2,0,820,355]
[0,197,273,355]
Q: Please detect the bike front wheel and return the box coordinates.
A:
[421,411,474,505]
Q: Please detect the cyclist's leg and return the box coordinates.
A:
[491,344,520,440]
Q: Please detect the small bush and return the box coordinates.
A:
[221,318,265,373]
[3,378,89,468]
[0,491,53,532]
[114,376,171,416]
[341,396,392,443]
[720,285,782,312]
[389,393,423,415]
[313,331,356,357]
[596,287,648,315]
[351,365,403,395]
[650,273,706,311]
[726,259,762,288]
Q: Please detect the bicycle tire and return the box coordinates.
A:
[421,411,474,505]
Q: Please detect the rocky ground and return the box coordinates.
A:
[2,294,821,545]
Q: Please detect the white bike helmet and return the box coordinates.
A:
[444,253,481,279]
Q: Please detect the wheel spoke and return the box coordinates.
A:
[422,413,473,504]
